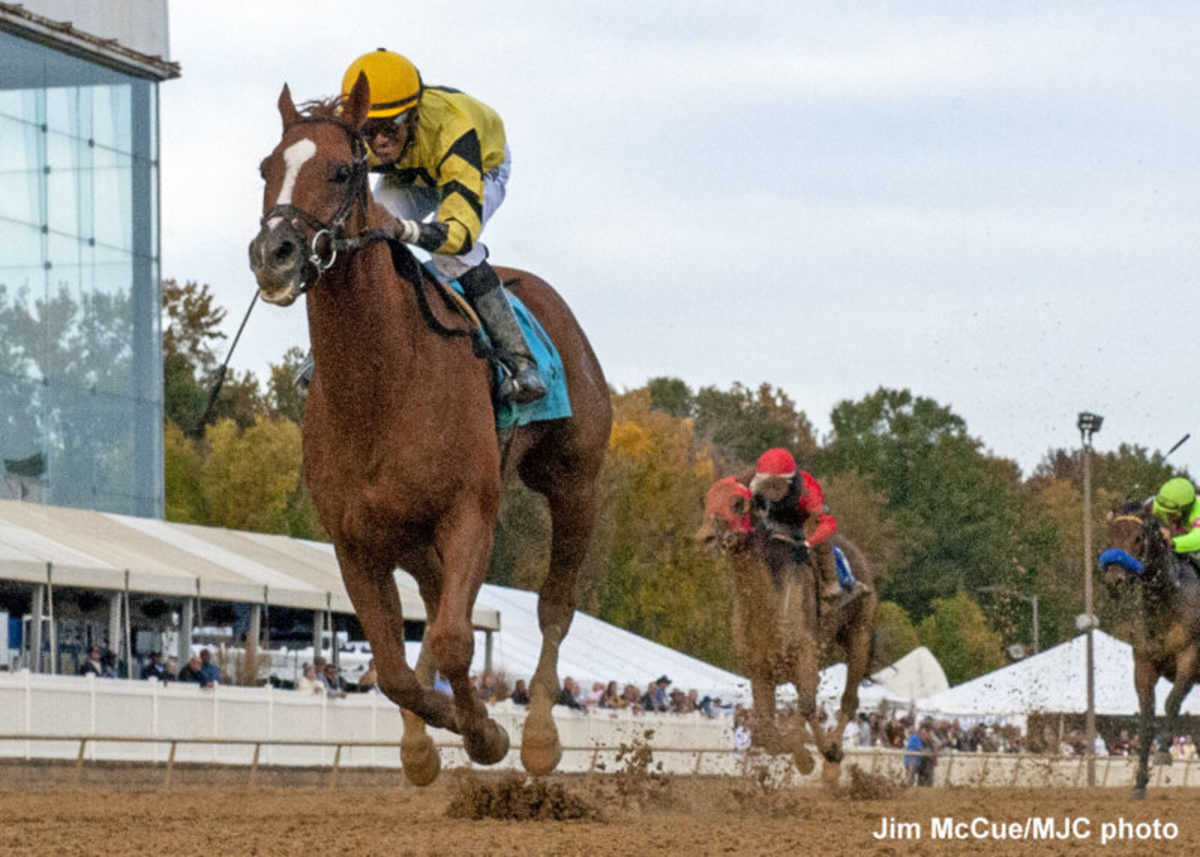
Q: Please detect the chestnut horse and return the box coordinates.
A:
[248,76,611,783]
[1101,505,1200,800]
[697,477,878,774]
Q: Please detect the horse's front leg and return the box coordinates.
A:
[334,544,455,785]
[397,558,446,787]
[1132,656,1157,800]
[429,504,509,766]
[789,631,839,765]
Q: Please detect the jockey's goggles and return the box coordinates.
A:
[362,112,409,140]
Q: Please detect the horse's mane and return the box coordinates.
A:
[1120,500,1147,516]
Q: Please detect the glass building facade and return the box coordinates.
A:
[0,28,164,516]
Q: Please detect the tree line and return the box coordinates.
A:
[162,280,1186,686]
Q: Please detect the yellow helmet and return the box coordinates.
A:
[341,48,422,118]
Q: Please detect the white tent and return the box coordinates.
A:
[421,583,753,702]
[815,646,948,711]
[917,630,1200,719]
[872,646,950,702]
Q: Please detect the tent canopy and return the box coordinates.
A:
[816,645,949,710]
[438,584,753,702]
[870,646,949,702]
[917,630,1200,718]
[0,500,499,630]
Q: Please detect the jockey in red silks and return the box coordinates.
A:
[749,448,870,605]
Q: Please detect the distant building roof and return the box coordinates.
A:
[0,1,180,81]
[0,499,500,630]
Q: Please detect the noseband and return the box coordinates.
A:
[261,118,376,293]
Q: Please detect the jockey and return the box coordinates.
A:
[749,448,870,605]
[330,48,545,404]
[1152,477,1200,581]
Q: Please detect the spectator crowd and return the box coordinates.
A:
[71,646,1200,784]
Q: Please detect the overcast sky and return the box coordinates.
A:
[161,2,1200,475]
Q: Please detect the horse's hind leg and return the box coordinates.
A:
[520,480,599,775]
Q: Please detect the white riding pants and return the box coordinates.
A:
[374,144,511,281]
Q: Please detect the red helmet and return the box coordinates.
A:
[755,448,797,479]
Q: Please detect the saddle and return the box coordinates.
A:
[414,261,572,430]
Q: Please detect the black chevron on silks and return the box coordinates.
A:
[439,181,483,220]
[438,129,483,172]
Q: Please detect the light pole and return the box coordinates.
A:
[979,586,1040,654]
[1078,411,1103,786]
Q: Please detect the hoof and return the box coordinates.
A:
[1130,787,1147,801]
[400,733,441,786]
[464,720,510,766]
[792,744,815,775]
[820,759,841,787]
[521,739,563,776]
[822,742,844,764]
[521,712,563,775]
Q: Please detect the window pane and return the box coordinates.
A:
[1,30,162,516]
[0,220,43,269]
[93,156,132,252]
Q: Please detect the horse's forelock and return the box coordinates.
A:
[296,95,346,122]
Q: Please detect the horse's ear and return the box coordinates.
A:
[1105,510,1114,522]
[731,495,749,515]
[278,84,300,129]
[342,71,371,130]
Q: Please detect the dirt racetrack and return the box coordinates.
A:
[2,765,1199,857]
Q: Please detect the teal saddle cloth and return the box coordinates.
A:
[441,269,573,430]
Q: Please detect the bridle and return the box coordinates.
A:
[260,117,384,293]
[1103,513,1165,581]
[255,113,492,357]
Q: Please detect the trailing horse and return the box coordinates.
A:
[696,476,878,774]
[248,76,611,783]
[1101,503,1200,800]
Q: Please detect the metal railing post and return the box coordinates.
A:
[328,744,342,789]
[75,738,87,784]
[249,743,261,787]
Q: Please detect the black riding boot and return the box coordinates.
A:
[459,262,547,405]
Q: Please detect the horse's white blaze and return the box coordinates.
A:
[267,137,317,230]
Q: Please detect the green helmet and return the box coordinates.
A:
[1154,477,1196,518]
